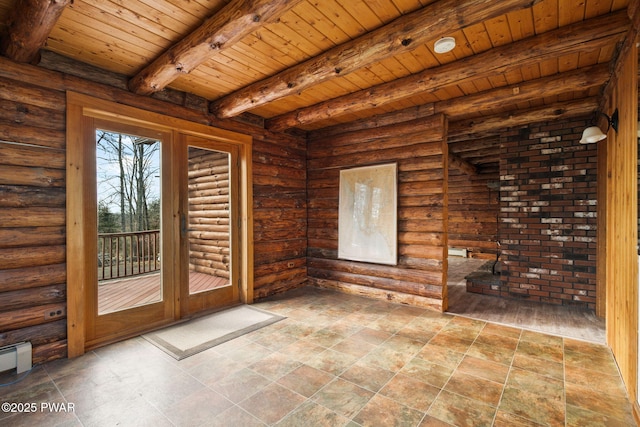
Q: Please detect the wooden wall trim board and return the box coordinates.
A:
[602,43,639,405]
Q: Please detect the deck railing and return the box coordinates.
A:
[98,230,160,281]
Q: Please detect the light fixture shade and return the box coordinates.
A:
[434,37,456,54]
[580,126,607,144]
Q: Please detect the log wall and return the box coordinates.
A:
[0,54,307,362]
[448,167,499,259]
[188,149,230,278]
[306,115,449,311]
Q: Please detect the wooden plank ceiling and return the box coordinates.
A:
[0,0,633,167]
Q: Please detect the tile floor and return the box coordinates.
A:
[0,286,635,426]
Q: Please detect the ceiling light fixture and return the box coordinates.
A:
[434,37,456,54]
[580,109,618,144]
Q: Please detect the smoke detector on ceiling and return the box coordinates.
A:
[434,37,456,54]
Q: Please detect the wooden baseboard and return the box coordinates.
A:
[633,400,640,426]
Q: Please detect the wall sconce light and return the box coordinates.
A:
[580,109,619,144]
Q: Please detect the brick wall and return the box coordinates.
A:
[498,116,597,309]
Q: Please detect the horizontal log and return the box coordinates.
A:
[0,207,65,227]
[252,163,306,181]
[400,245,446,260]
[309,115,445,148]
[308,257,443,281]
[188,166,229,179]
[191,264,229,278]
[188,223,229,233]
[0,185,65,207]
[188,231,229,241]
[253,266,307,288]
[189,250,229,263]
[189,239,229,249]
[0,164,65,187]
[449,97,598,138]
[0,318,66,347]
[189,243,229,254]
[253,206,308,219]
[189,217,230,226]
[0,226,65,248]
[253,175,306,189]
[0,302,66,332]
[254,258,306,278]
[308,128,444,160]
[253,276,307,298]
[189,180,230,192]
[0,119,65,149]
[0,98,65,131]
[0,245,66,270]
[188,210,229,219]
[33,339,67,364]
[0,76,65,111]
[0,284,65,311]
[309,278,443,312]
[188,204,230,213]
[0,263,66,293]
[307,143,444,171]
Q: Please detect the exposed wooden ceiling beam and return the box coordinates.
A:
[436,63,609,119]
[0,0,71,64]
[268,11,628,132]
[210,0,537,119]
[448,97,598,138]
[599,0,640,113]
[128,0,303,96]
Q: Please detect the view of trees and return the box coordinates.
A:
[96,130,161,234]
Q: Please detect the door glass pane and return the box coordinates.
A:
[188,146,231,294]
[96,130,162,314]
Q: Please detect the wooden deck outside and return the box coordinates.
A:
[98,272,228,314]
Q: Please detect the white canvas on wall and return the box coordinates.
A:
[338,163,397,265]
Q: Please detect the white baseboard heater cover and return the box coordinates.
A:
[448,247,468,257]
[0,342,32,374]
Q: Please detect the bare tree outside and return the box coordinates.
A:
[96,130,161,280]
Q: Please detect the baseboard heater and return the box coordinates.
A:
[0,342,32,374]
[448,247,468,258]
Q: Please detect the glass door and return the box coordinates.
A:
[181,136,240,316]
[85,119,175,348]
